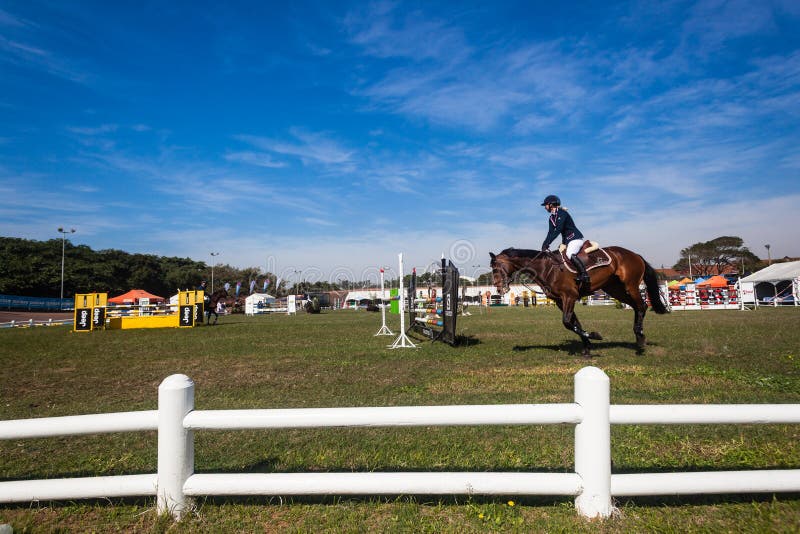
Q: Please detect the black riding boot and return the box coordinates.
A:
[571,255,591,291]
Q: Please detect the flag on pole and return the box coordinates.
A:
[224,282,230,292]
[236,281,241,296]
[249,280,256,294]
[263,279,269,291]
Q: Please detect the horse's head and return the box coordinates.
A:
[489,252,512,295]
[210,288,228,304]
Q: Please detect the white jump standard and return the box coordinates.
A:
[374,268,394,336]
[389,253,417,349]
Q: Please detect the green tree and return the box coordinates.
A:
[672,236,759,277]
[0,237,207,298]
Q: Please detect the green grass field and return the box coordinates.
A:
[1,306,799,532]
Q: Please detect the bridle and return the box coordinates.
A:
[492,251,554,296]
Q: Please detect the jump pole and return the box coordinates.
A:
[389,253,417,349]
[374,268,394,336]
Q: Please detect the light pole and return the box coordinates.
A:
[210,252,220,292]
[293,270,302,294]
[765,244,771,265]
[57,227,75,309]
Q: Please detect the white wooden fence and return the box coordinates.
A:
[1,367,798,520]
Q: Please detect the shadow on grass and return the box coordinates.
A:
[401,334,481,347]
[192,491,800,508]
[2,492,796,513]
[456,334,481,347]
[512,339,663,357]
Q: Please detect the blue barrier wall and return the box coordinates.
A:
[0,294,72,311]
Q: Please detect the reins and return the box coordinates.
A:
[496,251,557,296]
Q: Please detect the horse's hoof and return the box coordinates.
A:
[589,332,603,340]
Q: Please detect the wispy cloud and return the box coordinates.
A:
[67,124,119,136]
[301,217,337,227]
[0,32,90,84]
[681,0,777,57]
[344,2,471,63]
[224,151,287,168]
[0,8,29,28]
[346,7,590,132]
[236,129,354,168]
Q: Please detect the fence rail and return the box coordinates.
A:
[0,367,798,520]
[0,318,74,329]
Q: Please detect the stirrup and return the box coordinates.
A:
[575,274,590,290]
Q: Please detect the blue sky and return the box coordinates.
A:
[2,1,799,284]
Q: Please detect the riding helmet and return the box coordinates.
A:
[541,195,560,206]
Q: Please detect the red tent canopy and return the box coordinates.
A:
[695,275,730,288]
[108,289,166,304]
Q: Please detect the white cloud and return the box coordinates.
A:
[0,33,90,84]
[590,194,800,267]
[345,2,471,63]
[67,124,119,136]
[681,0,776,56]
[224,151,287,168]
[347,9,589,132]
[236,129,354,167]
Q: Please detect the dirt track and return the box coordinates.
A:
[0,311,73,323]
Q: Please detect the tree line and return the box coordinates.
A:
[1,237,369,299]
[0,237,292,299]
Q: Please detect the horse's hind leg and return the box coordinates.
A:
[633,307,647,352]
[607,279,648,352]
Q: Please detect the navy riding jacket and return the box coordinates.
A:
[542,208,584,250]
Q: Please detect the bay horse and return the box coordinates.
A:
[489,246,668,357]
[203,288,228,325]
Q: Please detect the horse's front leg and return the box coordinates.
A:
[559,299,600,358]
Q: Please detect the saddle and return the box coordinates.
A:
[558,241,612,273]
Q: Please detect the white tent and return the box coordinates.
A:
[740,261,800,305]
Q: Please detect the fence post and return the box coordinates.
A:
[157,374,194,519]
[574,366,613,519]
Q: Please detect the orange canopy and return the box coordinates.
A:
[695,275,730,288]
[678,277,693,284]
[108,289,166,304]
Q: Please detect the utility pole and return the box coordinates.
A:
[210,252,220,292]
[58,227,75,309]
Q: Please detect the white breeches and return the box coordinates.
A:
[566,239,586,258]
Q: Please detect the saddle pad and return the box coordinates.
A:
[560,247,612,273]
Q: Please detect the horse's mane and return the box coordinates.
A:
[498,247,542,259]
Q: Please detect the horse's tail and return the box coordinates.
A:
[642,258,669,314]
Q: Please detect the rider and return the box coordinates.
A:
[540,195,591,289]
[196,280,209,323]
